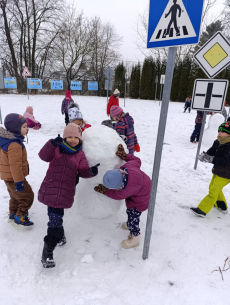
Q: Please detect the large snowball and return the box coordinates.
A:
[203,113,224,147]
[75,125,129,219]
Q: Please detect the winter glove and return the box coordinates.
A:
[94,184,108,195]
[198,151,206,162]
[116,144,127,160]
[15,181,24,192]
[134,144,140,152]
[203,154,214,163]
[119,134,127,142]
[89,163,100,176]
[51,134,63,146]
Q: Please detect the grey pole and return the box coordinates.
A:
[27,77,29,100]
[0,106,2,124]
[228,106,230,119]
[194,112,207,170]
[107,80,109,106]
[124,77,127,107]
[155,82,157,103]
[142,47,177,260]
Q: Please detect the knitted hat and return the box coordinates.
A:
[4,113,27,135]
[218,121,230,135]
[68,107,83,122]
[65,90,71,99]
[113,89,120,95]
[26,106,33,114]
[103,170,123,189]
[63,123,82,140]
[110,106,123,119]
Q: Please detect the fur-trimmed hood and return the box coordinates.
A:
[0,127,24,152]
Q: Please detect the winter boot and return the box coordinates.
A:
[57,226,67,246]
[214,201,228,214]
[13,215,34,227]
[8,213,16,223]
[190,207,206,218]
[121,234,140,249]
[41,242,56,268]
[121,222,128,230]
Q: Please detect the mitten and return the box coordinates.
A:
[116,144,127,160]
[51,134,63,146]
[198,151,206,162]
[94,184,108,195]
[134,144,140,152]
[203,154,214,163]
[15,181,24,192]
[89,163,100,176]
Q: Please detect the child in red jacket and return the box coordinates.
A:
[107,89,120,118]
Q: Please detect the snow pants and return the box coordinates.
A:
[126,207,142,236]
[198,175,229,214]
[184,106,191,113]
[4,179,34,216]
[44,207,65,245]
[190,123,201,142]
[64,112,70,126]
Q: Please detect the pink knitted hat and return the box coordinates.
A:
[110,106,123,119]
[63,123,82,140]
[65,90,71,99]
[26,106,33,114]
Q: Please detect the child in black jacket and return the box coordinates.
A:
[190,121,230,217]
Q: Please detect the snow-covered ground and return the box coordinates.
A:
[0,94,230,305]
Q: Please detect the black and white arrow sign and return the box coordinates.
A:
[192,79,229,112]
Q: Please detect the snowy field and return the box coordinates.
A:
[0,94,230,305]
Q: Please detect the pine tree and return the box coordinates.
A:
[114,62,126,98]
[155,57,161,100]
[171,59,183,101]
[140,57,153,99]
[129,65,136,98]
[159,58,167,100]
[134,62,141,99]
[187,60,200,96]
[178,55,192,102]
[149,58,157,100]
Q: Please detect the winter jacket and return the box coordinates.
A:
[61,98,74,114]
[207,139,230,179]
[185,100,191,107]
[0,127,29,182]
[106,154,151,212]
[23,111,41,129]
[115,113,138,154]
[38,140,95,209]
[107,95,119,115]
[81,124,91,132]
[195,111,204,124]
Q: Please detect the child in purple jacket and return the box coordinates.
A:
[94,144,151,249]
[61,90,74,125]
[38,123,100,268]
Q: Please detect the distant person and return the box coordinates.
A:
[184,96,192,113]
[190,111,204,143]
[190,121,230,217]
[23,106,41,130]
[107,89,120,119]
[61,91,74,126]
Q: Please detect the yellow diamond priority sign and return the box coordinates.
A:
[194,32,230,78]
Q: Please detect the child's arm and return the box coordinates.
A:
[115,121,126,137]
[106,186,139,201]
[125,154,142,168]
[38,140,56,162]
[8,143,24,183]
[206,140,219,156]
[61,100,66,114]
[78,152,98,178]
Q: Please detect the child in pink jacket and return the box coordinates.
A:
[23,106,41,130]
[94,144,151,249]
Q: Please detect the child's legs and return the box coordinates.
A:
[126,207,142,236]
[191,124,201,141]
[46,207,65,243]
[64,112,69,125]
[198,175,230,214]
[4,179,34,216]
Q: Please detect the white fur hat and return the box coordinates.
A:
[113,89,120,95]
[68,107,83,122]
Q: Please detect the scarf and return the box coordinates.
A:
[217,136,230,145]
[59,140,82,155]
[117,168,129,190]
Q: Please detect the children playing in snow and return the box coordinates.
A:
[94,144,151,249]
[110,105,140,154]
[23,106,41,130]
[0,114,34,227]
[190,111,204,143]
[107,89,120,119]
[61,90,74,125]
[68,103,91,132]
[38,123,99,268]
[184,96,191,113]
[190,121,230,218]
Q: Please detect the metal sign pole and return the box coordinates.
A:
[124,77,127,107]
[155,80,157,103]
[194,112,207,170]
[27,77,29,100]
[0,105,2,124]
[142,47,177,260]
[107,80,109,106]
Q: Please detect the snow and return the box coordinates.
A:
[0,94,230,304]
[203,113,225,147]
[76,125,128,219]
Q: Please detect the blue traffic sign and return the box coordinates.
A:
[88,81,98,91]
[71,81,82,91]
[4,77,17,89]
[51,80,63,90]
[147,0,204,49]
[27,78,42,89]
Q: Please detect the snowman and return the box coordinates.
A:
[75,125,129,219]
[203,113,225,148]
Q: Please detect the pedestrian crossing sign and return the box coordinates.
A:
[147,0,204,49]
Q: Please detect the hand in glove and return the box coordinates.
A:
[116,144,127,160]
[198,151,206,162]
[134,144,140,152]
[203,154,214,163]
[15,181,24,192]
[89,163,100,176]
[94,184,108,195]
[52,134,63,146]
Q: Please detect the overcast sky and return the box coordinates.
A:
[73,0,225,64]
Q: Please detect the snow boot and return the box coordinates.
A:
[41,242,56,268]
[13,215,34,227]
[8,213,16,223]
[121,234,140,249]
[57,226,67,246]
[214,201,228,214]
[190,207,206,218]
[121,222,128,230]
